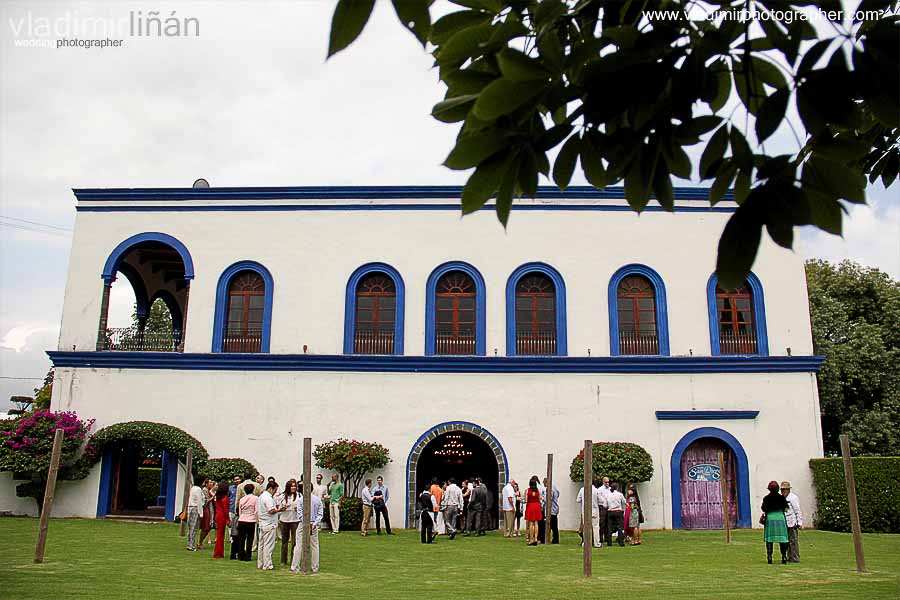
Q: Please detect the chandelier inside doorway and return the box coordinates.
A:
[432,434,473,463]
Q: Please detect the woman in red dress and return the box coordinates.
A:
[212,480,231,558]
[524,476,543,546]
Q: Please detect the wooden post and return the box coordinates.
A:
[544,453,553,545]
[582,440,592,577]
[717,450,731,544]
[839,434,867,573]
[34,429,64,564]
[301,437,312,575]
[178,448,193,536]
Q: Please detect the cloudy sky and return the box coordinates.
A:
[1,1,897,407]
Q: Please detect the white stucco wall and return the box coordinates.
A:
[41,365,822,529]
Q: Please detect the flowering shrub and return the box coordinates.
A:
[0,410,96,512]
[313,438,390,497]
[569,441,654,485]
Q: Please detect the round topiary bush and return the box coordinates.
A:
[198,458,258,483]
[338,496,363,531]
[569,441,654,485]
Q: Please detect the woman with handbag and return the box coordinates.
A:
[625,484,643,545]
[761,480,790,564]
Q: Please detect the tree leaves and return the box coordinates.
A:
[497,48,552,81]
[443,131,512,170]
[460,151,516,215]
[472,78,547,120]
[327,0,376,58]
[391,0,431,46]
[700,126,728,178]
[716,194,764,290]
[755,87,790,142]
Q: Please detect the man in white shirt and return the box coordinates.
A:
[781,481,803,563]
[312,474,328,529]
[257,481,286,570]
[443,478,463,540]
[185,475,204,551]
[598,476,612,546]
[360,478,374,536]
[501,480,517,538]
[606,482,627,547]
[543,477,560,544]
[291,491,324,573]
[576,480,601,548]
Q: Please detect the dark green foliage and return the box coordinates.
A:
[569,441,654,485]
[137,467,161,505]
[806,260,900,456]
[197,458,258,483]
[89,422,209,468]
[337,496,363,531]
[809,457,900,533]
[329,1,900,290]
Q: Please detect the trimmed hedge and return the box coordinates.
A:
[809,457,900,533]
[569,441,654,484]
[137,467,161,506]
[337,496,363,531]
[91,421,208,467]
[198,458,258,483]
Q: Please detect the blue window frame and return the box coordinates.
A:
[608,264,670,356]
[505,262,567,356]
[212,261,274,353]
[706,272,768,356]
[343,263,405,355]
[425,261,486,356]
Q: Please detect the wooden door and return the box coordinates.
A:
[679,438,737,529]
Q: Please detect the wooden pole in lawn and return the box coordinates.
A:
[178,447,193,536]
[301,437,312,575]
[839,434,867,573]
[717,450,731,544]
[34,428,64,564]
[582,440,592,577]
[544,453,553,545]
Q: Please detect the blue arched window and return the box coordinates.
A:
[706,272,768,356]
[344,263,405,355]
[506,262,567,356]
[212,261,274,353]
[608,264,670,356]
[425,262,486,356]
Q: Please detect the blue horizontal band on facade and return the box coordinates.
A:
[46,351,823,374]
[75,204,738,214]
[655,410,760,420]
[73,185,733,202]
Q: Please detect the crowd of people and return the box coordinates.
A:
[181,469,805,571]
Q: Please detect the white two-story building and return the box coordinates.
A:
[8,184,825,530]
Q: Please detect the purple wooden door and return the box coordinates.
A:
[680,438,738,529]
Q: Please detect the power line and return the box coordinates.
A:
[0,376,46,380]
[0,221,72,237]
[0,215,72,232]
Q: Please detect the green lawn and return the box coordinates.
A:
[1,518,898,599]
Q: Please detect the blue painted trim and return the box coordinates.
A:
[670,427,751,529]
[342,263,405,355]
[101,232,194,282]
[425,261,487,356]
[47,351,825,374]
[505,262,568,356]
[77,204,739,214]
[96,449,113,518]
[164,451,178,521]
[117,263,150,318]
[404,420,510,528]
[656,410,760,420]
[707,272,769,356]
[75,185,734,202]
[211,261,274,353]
[607,264,670,356]
[149,290,184,335]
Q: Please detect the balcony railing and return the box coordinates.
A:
[223,329,263,353]
[619,331,659,355]
[516,330,557,356]
[354,329,395,354]
[435,331,476,355]
[101,328,182,352]
[719,331,758,355]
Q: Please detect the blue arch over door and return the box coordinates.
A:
[101,232,195,282]
[670,427,751,528]
[425,261,486,356]
[343,262,405,355]
[211,260,275,352]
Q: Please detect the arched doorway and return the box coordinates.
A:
[670,427,751,529]
[406,422,508,527]
[100,442,176,520]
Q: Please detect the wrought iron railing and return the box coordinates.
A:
[101,328,182,352]
[353,329,395,354]
[516,330,557,356]
[719,331,758,354]
[435,331,476,355]
[618,331,659,355]
[223,329,263,353]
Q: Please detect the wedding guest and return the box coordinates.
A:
[277,479,300,565]
[781,481,803,563]
[235,483,258,561]
[197,478,214,549]
[185,474,205,551]
[761,480,790,564]
[212,480,230,558]
[625,484,643,546]
[291,488,324,573]
[512,480,522,536]
[257,481,286,570]
[524,477,542,546]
